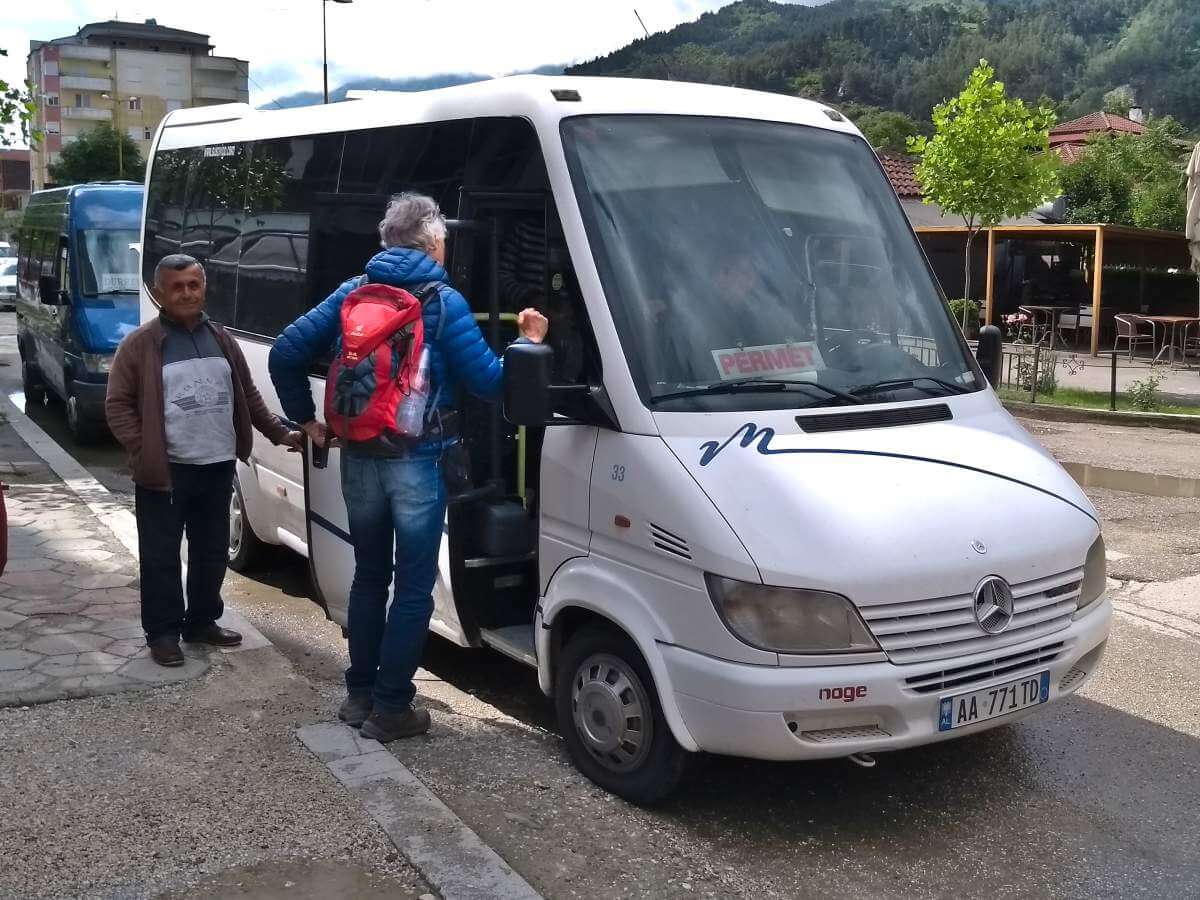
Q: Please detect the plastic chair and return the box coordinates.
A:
[1058,306,1094,349]
[1113,314,1157,360]
[1014,306,1038,344]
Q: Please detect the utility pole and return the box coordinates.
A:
[323,0,354,104]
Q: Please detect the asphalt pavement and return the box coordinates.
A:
[3,311,1199,899]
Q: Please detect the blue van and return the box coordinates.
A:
[16,182,143,442]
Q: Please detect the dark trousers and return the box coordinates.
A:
[135,460,235,641]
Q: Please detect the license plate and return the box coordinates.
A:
[938,671,1050,732]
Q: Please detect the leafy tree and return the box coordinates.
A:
[1060,117,1188,231]
[48,124,145,185]
[0,48,36,147]
[843,104,927,152]
[908,60,1060,324]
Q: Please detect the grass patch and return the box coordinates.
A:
[998,385,1200,416]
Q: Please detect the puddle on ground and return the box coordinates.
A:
[1063,462,1200,498]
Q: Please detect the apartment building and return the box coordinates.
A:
[28,19,249,188]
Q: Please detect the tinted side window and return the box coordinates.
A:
[318,121,471,297]
[143,147,197,287]
[466,117,549,192]
[182,143,251,324]
[233,133,343,337]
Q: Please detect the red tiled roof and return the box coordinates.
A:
[877,151,921,198]
[1049,111,1145,145]
[1054,142,1088,165]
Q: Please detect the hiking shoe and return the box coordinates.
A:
[182,624,243,647]
[148,636,185,667]
[337,692,372,728]
[360,706,431,742]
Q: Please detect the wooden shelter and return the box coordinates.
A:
[915,224,1193,355]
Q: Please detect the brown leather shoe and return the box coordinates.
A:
[148,636,185,667]
[337,692,372,728]
[360,706,431,742]
[182,624,243,647]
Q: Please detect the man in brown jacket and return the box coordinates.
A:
[106,254,300,667]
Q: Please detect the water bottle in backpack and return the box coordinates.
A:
[394,345,431,440]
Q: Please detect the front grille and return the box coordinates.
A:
[904,641,1064,694]
[860,568,1083,665]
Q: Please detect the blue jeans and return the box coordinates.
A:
[340,451,447,712]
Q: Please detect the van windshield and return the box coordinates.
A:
[77,228,140,296]
[560,115,981,411]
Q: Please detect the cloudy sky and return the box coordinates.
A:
[2,0,760,130]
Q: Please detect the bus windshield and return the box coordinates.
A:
[561,115,981,411]
[77,228,140,296]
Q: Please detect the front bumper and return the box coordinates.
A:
[664,597,1111,761]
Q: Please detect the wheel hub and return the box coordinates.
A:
[571,653,651,773]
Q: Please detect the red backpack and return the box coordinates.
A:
[324,279,440,442]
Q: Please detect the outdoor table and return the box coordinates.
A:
[1143,315,1200,366]
[1021,305,1077,349]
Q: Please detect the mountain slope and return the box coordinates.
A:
[567,0,1200,128]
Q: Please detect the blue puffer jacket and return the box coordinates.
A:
[268,247,504,443]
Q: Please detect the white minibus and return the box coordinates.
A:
[139,76,1110,803]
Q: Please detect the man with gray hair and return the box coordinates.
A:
[106,254,301,667]
[270,193,547,742]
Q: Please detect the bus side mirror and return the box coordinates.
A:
[503,342,554,426]
[976,324,1003,387]
[38,274,62,305]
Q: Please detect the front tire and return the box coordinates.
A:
[227,475,264,572]
[555,623,690,805]
[21,358,46,407]
[65,390,104,444]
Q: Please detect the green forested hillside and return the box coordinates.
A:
[567,0,1200,129]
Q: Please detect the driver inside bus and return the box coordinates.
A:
[269,193,547,743]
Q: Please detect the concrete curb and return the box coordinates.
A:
[1003,399,1200,433]
[298,724,544,900]
[1,390,269,653]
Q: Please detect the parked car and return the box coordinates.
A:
[15,182,143,442]
[0,257,17,310]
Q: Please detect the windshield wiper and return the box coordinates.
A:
[652,378,864,405]
[87,289,137,296]
[851,376,972,398]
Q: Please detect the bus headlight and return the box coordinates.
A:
[1077,535,1107,615]
[706,575,879,654]
[82,352,112,374]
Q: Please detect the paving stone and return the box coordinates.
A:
[0,610,28,629]
[53,559,128,576]
[0,649,42,670]
[106,638,149,659]
[0,670,49,694]
[40,539,105,552]
[76,586,140,604]
[66,573,134,590]
[9,598,89,616]
[0,557,58,573]
[25,632,112,655]
[120,654,209,683]
[0,570,69,589]
[36,651,127,677]
[49,549,115,563]
[27,614,104,634]
[54,673,130,693]
[95,622,145,640]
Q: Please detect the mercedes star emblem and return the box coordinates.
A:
[973,576,1015,634]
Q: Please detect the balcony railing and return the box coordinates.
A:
[61,107,113,121]
[59,46,111,62]
[60,75,111,92]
